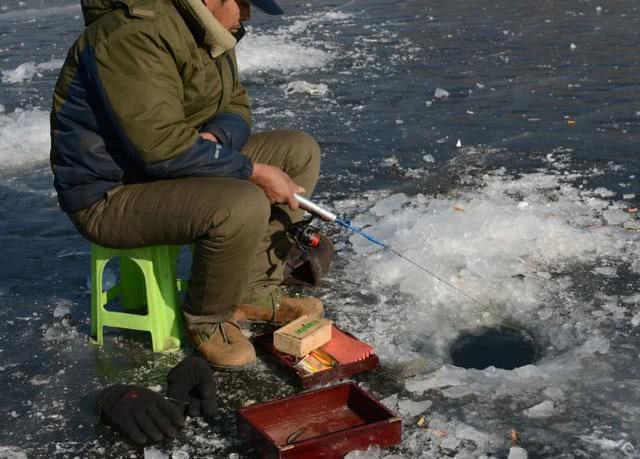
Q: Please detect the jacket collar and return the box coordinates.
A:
[80,0,236,57]
[172,0,236,57]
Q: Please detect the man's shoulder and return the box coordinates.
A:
[83,0,184,45]
[126,0,180,21]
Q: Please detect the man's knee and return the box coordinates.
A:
[208,181,270,241]
[275,130,320,181]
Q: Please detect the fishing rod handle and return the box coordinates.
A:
[294,194,337,222]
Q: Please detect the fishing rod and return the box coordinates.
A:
[294,194,487,309]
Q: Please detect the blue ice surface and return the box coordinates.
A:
[0,0,639,456]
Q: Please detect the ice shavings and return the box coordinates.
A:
[0,108,50,172]
[321,165,639,457]
[343,170,638,355]
[237,34,331,76]
[236,12,342,77]
[1,59,64,83]
[579,432,635,453]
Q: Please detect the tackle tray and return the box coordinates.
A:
[254,325,379,388]
[237,382,402,458]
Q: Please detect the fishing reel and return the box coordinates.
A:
[288,216,321,252]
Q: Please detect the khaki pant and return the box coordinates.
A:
[71,130,321,328]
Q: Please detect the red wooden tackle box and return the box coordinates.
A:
[237,382,402,458]
[254,326,380,388]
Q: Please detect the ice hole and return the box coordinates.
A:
[449,325,540,370]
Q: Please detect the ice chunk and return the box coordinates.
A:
[0,447,28,459]
[456,139,462,148]
[434,87,449,99]
[579,433,627,450]
[53,302,71,318]
[602,208,629,225]
[284,81,328,96]
[508,446,528,459]
[570,43,576,50]
[144,447,169,459]
[405,366,466,394]
[171,451,189,459]
[397,398,432,417]
[523,400,555,418]
[577,336,610,355]
[369,193,408,216]
[43,322,78,342]
[542,386,565,400]
[592,266,617,277]
[441,386,472,399]
[439,436,461,452]
[631,313,640,327]
[454,422,490,451]
[344,444,382,458]
[380,393,398,411]
[423,154,435,163]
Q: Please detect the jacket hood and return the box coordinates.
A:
[81,0,236,57]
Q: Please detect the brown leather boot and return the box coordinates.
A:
[187,320,256,371]
[233,288,323,325]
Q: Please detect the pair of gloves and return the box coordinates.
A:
[96,356,216,445]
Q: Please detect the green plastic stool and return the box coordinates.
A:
[91,243,188,352]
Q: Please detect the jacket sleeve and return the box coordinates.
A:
[200,51,252,151]
[84,26,253,179]
[200,112,251,151]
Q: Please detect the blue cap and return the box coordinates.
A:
[248,0,283,15]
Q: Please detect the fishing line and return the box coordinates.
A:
[295,194,489,310]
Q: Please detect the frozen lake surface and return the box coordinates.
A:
[1,0,639,457]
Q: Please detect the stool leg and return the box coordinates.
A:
[140,251,181,352]
[91,246,105,345]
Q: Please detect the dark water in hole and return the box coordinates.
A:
[450,325,539,370]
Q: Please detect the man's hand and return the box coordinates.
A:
[167,356,217,418]
[96,385,185,445]
[250,163,305,210]
[199,132,218,142]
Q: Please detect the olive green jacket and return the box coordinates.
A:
[51,0,253,213]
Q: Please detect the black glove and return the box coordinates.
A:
[167,356,217,418]
[96,385,185,445]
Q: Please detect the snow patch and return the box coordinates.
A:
[0,108,50,172]
[1,59,64,83]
